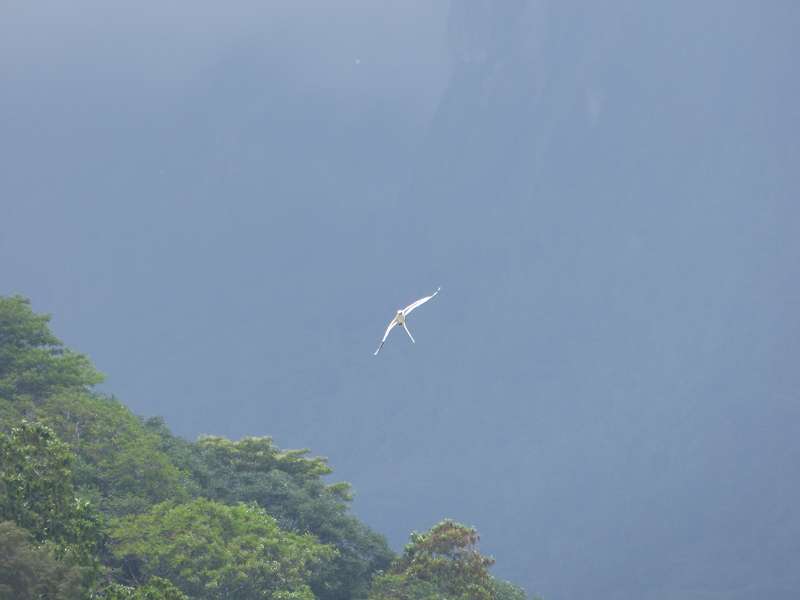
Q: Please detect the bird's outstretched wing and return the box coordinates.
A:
[374,317,399,355]
[402,287,441,316]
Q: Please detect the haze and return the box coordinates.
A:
[2,2,799,598]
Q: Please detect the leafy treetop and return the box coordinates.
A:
[110,498,335,600]
[371,520,498,600]
[188,434,393,600]
[0,420,104,569]
[0,296,102,401]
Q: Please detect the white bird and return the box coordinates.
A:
[374,287,441,356]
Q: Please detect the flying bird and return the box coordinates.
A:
[374,287,441,356]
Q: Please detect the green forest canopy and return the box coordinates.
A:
[0,295,535,600]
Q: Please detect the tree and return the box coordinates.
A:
[98,577,189,600]
[492,578,529,600]
[0,520,85,600]
[0,420,104,569]
[110,498,336,600]
[0,296,189,517]
[189,435,394,600]
[141,416,203,498]
[368,573,444,600]
[372,520,497,600]
[39,393,190,516]
[0,296,102,403]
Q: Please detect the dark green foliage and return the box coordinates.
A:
[0,296,187,518]
[110,498,335,600]
[0,296,102,402]
[0,521,85,600]
[311,517,394,600]
[368,573,444,600]
[0,420,104,569]
[0,420,75,541]
[189,435,394,600]
[190,435,342,520]
[97,577,189,600]
[38,393,190,516]
[141,416,204,498]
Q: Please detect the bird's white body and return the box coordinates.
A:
[374,287,440,355]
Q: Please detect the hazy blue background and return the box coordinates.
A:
[2,2,799,598]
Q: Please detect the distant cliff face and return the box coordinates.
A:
[447,0,530,65]
[389,2,800,600]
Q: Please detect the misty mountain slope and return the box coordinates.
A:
[357,2,800,599]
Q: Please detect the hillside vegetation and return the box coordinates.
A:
[0,295,533,600]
